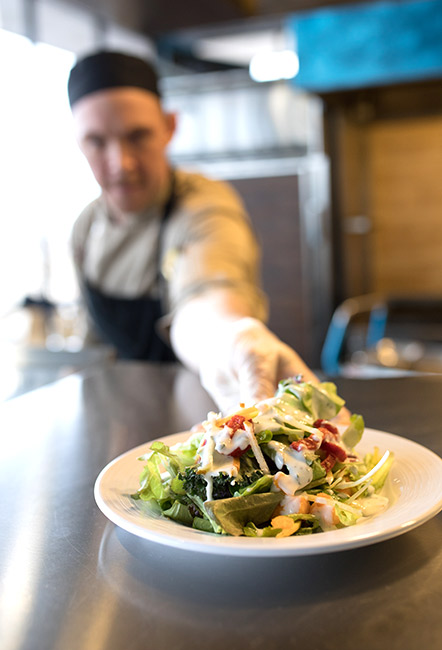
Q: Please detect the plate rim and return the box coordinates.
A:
[94,428,442,557]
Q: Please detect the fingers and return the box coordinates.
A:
[236,341,279,406]
[200,367,240,414]
[198,317,319,415]
[277,345,319,385]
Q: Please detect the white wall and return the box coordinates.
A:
[0,0,155,315]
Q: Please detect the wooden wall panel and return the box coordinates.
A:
[323,80,442,303]
[368,116,442,294]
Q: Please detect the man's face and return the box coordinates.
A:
[73,87,176,214]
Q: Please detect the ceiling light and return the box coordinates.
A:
[249,50,299,83]
[193,30,287,67]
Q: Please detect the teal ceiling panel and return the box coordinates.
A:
[287,0,442,92]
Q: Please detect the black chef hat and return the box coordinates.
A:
[68,50,161,107]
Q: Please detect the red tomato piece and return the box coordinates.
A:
[229,445,251,457]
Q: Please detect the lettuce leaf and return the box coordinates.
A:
[243,522,281,537]
[244,513,320,537]
[341,414,365,449]
[335,503,363,527]
[276,379,345,420]
[171,431,204,467]
[192,516,215,532]
[365,447,395,491]
[162,500,194,526]
[205,492,283,536]
[133,442,184,503]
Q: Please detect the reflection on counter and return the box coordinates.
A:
[0,298,113,401]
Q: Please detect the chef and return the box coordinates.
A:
[68,50,316,412]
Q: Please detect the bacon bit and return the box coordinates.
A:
[291,434,321,452]
[218,415,251,457]
[314,419,339,438]
[321,439,347,462]
[225,414,246,434]
[313,418,347,463]
[216,406,258,427]
[321,454,336,472]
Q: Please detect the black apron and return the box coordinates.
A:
[83,176,177,362]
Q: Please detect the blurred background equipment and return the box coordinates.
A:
[2,0,442,397]
[321,294,442,377]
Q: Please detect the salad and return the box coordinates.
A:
[132,378,394,538]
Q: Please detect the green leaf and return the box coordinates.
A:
[335,504,362,527]
[310,459,327,481]
[286,513,320,526]
[310,384,345,420]
[148,442,184,476]
[369,452,395,491]
[187,494,223,534]
[284,430,308,442]
[243,522,281,537]
[244,513,320,537]
[132,442,185,503]
[135,453,169,502]
[150,472,167,500]
[276,379,345,420]
[162,501,194,526]
[172,431,204,467]
[233,474,273,497]
[192,517,215,532]
[255,429,273,444]
[170,476,186,495]
[205,492,283,536]
[276,379,303,403]
[341,414,365,449]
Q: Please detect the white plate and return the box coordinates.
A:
[94,428,442,556]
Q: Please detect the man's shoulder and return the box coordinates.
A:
[175,169,244,211]
[72,196,103,240]
[75,196,102,222]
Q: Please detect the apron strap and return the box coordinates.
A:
[155,169,177,281]
[82,169,179,361]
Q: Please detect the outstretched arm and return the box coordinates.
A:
[170,288,318,414]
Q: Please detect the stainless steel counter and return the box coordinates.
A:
[1,363,441,650]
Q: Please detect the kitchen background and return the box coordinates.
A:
[1,0,442,399]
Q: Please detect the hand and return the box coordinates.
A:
[199,317,318,414]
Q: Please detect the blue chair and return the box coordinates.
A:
[321,294,442,376]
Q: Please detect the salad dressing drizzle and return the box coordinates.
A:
[266,440,313,494]
[133,379,394,537]
[254,398,318,436]
[197,416,247,500]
